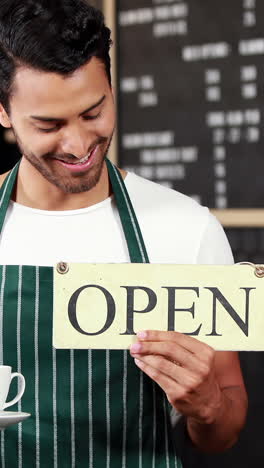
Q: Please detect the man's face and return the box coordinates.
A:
[1,57,115,194]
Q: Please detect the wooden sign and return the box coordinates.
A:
[53,262,264,351]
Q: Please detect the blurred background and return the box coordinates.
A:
[1,0,264,466]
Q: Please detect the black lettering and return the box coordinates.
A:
[68,285,115,336]
[163,287,202,335]
[205,287,255,337]
[120,286,157,335]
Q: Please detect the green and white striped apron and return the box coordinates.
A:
[0,159,182,467]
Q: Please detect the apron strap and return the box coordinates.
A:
[106,159,149,264]
[0,162,20,235]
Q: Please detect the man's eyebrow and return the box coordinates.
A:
[30,95,106,122]
[80,95,106,116]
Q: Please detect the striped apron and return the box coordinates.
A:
[0,160,182,467]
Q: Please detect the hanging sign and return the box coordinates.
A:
[53,262,264,350]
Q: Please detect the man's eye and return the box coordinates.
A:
[38,127,57,133]
[83,112,101,121]
[36,112,102,133]
[37,125,61,133]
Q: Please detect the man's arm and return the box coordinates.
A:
[130,330,247,453]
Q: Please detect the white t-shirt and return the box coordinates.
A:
[0,172,233,266]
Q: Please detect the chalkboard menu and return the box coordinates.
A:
[117,0,263,209]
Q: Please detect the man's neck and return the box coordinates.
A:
[14,158,111,211]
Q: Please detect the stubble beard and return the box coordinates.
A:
[14,131,114,194]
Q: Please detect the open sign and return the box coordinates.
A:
[53,263,264,350]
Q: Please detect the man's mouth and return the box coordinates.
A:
[58,146,96,165]
[54,145,99,172]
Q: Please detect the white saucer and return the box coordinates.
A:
[0,412,31,430]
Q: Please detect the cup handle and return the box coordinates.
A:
[3,373,26,410]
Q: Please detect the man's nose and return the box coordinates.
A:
[60,126,91,159]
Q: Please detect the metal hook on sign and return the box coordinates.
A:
[238,262,264,278]
[56,262,69,275]
[255,265,264,278]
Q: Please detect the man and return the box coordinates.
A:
[0,1,247,467]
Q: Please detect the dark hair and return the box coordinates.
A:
[0,0,112,112]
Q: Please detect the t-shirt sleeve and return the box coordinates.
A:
[196,211,234,265]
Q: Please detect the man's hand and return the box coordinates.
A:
[130,330,222,423]
[130,330,247,452]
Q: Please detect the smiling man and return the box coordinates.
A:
[0,1,247,467]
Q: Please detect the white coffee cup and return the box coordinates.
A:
[0,366,25,411]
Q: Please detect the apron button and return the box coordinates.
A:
[57,262,69,275]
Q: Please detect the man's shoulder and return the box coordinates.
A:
[122,171,233,264]
[125,171,209,220]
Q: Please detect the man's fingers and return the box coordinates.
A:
[133,354,203,391]
[137,330,215,359]
[134,355,183,398]
[130,339,212,376]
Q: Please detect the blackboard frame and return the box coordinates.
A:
[212,208,264,227]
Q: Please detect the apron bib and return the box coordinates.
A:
[0,160,182,468]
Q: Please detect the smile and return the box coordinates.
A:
[56,145,99,172]
[61,148,95,165]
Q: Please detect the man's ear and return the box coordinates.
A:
[0,104,12,129]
